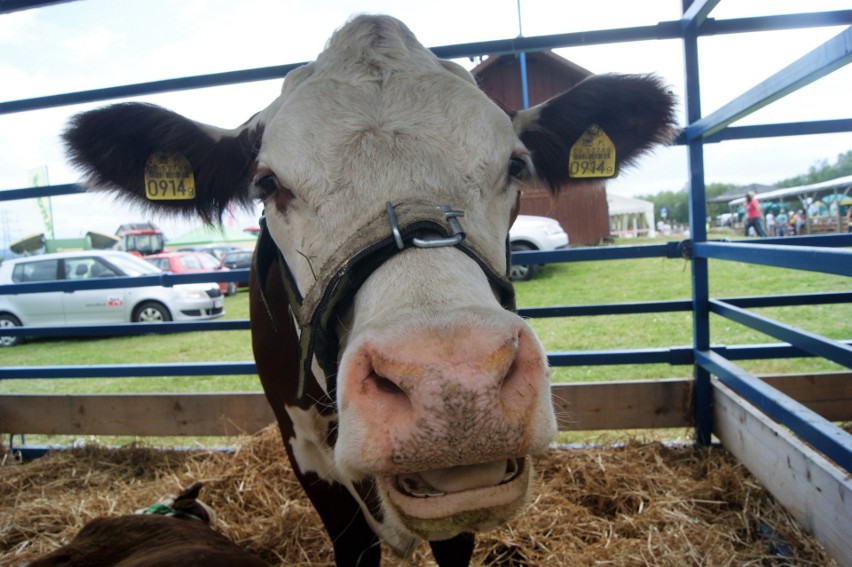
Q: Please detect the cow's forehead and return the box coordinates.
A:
[260,72,517,195]
[255,15,520,204]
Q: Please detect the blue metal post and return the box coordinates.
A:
[517,0,530,109]
[682,0,714,445]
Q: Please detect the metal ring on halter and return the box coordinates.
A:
[412,205,466,248]
[385,201,405,250]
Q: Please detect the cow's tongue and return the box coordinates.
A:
[397,459,519,497]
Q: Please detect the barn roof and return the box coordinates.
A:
[706,183,777,203]
[471,50,592,110]
[470,50,592,79]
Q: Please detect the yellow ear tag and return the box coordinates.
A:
[144,151,196,200]
[568,124,617,178]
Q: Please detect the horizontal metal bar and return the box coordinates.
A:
[0,319,250,337]
[547,341,852,368]
[686,26,852,139]
[519,291,852,319]
[0,183,83,201]
[675,119,852,144]
[701,11,852,35]
[4,289,845,338]
[0,269,249,295]
[519,300,692,318]
[512,243,673,265]
[696,349,852,473]
[0,362,256,379]
[548,347,695,367]
[739,233,852,248]
[693,240,852,276]
[711,299,852,368]
[0,64,306,116]
[5,340,849,380]
[722,290,852,308]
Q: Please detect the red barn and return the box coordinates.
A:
[472,51,611,245]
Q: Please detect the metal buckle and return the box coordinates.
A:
[385,202,466,250]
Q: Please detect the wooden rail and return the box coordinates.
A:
[2,372,849,437]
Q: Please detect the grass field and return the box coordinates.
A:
[1,238,849,444]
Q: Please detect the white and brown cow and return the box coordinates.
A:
[62,15,675,566]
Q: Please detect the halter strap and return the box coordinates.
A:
[256,201,516,402]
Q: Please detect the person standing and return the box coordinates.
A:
[776,208,788,237]
[765,210,776,236]
[744,191,767,237]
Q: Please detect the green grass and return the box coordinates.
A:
[1,241,849,445]
[521,246,849,384]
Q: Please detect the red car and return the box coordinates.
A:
[145,251,237,296]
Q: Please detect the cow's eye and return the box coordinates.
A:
[252,173,282,201]
[508,156,530,180]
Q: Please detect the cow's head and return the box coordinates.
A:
[63,15,675,551]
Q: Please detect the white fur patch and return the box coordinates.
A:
[285,404,337,482]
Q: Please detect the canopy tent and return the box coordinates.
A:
[727,175,852,233]
[165,224,257,247]
[607,193,656,238]
[727,175,852,207]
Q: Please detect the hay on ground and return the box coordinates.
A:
[0,426,837,566]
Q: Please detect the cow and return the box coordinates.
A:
[62,15,675,566]
[30,483,270,566]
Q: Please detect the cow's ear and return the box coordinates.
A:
[513,74,677,193]
[63,102,264,222]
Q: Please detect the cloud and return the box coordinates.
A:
[61,26,123,61]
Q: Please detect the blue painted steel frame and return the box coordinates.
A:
[681,0,851,469]
[1,4,850,472]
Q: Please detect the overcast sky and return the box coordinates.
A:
[1,0,850,242]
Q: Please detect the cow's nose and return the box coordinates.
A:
[337,321,550,469]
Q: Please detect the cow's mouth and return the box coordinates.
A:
[380,458,532,540]
[396,458,522,498]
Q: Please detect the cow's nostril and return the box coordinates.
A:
[371,373,405,395]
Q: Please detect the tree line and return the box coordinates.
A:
[636,150,852,224]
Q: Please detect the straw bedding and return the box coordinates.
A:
[0,426,835,566]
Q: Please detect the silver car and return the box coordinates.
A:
[0,250,224,346]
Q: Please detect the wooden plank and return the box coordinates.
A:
[0,393,275,436]
[761,372,852,422]
[712,379,852,566]
[0,372,849,437]
[551,379,692,430]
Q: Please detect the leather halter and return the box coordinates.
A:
[255,201,516,404]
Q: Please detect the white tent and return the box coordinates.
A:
[607,193,656,238]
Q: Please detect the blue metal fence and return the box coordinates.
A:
[1,4,850,474]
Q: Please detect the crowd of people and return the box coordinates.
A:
[739,191,850,237]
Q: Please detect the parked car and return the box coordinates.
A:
[220,249,252,270]
[145,251,237,296]
[0,250,224,346]
[509,215,569,281]
[220,249,252,292]
[176,244,243,262]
